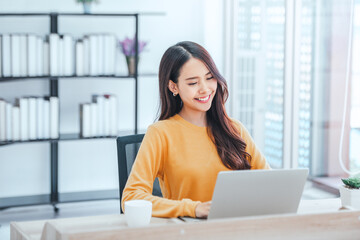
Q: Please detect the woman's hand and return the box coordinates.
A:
[195,201,211,219]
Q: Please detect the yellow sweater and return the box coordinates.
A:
[122,114,270,218]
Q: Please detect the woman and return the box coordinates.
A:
[122,41,270,219]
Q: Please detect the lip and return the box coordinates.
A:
[194,94,211,103]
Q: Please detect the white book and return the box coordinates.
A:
[83,37,90,76]
[92,95,104,136]
[103,35,109,75]
[5,102,12,141]
[43,41,50,76]
[80,103,91,138]
[63,35,73,76]
[109,95,118,136]
[90,103,98,137]
[49,96,59,139]
[0,35,2,77]
[49,34,59,76]
[36,97,44,139]
[103,95,110,136]
[89,35,98,76]
[28,97,37,140]
[11,34,21,77]
[0,99,6,141]
[19,98,29,141]
[2,34,11,77]
[98,34,104,75]
[108,35,117,75]
[75,40,84,76]
[36,37,43,76]
[27,34,37,77]
[43,99,50,139]
[12,106,20,141]
[19,34,28,77]
[58,36,64,76]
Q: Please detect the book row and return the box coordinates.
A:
[0,33,118,78]
[0,97,59,142]
[80,94,118,138]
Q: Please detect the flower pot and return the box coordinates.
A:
[83,2,91,14]
[339,185,360,209]
[126,56,139,76]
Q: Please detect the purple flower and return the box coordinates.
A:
[119,36,147,57]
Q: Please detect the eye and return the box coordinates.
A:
[188,82,197,86]
[207,76,214,80]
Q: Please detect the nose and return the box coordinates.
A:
[198,78,210,94]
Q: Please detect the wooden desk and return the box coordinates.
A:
[10,198,360,240]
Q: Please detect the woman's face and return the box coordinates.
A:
[169,57,218,115]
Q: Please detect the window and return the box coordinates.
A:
[227,0,360,175]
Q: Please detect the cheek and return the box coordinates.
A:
[211,81,218,92]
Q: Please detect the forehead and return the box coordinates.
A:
[179,58,210,79]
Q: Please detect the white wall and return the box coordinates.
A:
[0,0,224,198]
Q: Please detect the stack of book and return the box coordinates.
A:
[0,33,118,77]
[75,34,117,76]
[0,34,46,77]
[0,96,59,142]
[80,94,118,138]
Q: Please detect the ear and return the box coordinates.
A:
[168,80,178,94]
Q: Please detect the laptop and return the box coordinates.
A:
[181,168,308,221]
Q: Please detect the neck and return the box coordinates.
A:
[178,108,207,127]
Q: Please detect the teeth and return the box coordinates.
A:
[197,95,210,101]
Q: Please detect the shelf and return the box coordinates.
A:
[0,12,165,17]
[0,131,136,146]
[0,73,158,82]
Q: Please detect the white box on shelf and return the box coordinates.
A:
[36,97,44,139]
[75,40,84,76]
[80,103,91,138]
[63,34,74,76]
[89,35,99,76]
[49,96,59,139]
[43,41,50,76]
[18,97,29,141]
[49,33,59,76]
[83,37,90,76]
[58,36,64,76]
[27,34,37,77]
[11,34,21,77]
[109,94,118,136]
[0,99,6,141]
[19,34,28,77]
[98,34,104,75]
[2,34,11,77]
[5,102,12,141]
[28,97,37,140]
[90,103,98,137]
[43,99,50,139]
[103,95,110,136]
[0,35,2,77]
[36,36,44,76]
[92,95,105,136]
[12,106,20,141]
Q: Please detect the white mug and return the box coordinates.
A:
[124,200,152,227]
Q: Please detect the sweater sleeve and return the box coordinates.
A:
[232,119,271,170]
[121,125,200,218]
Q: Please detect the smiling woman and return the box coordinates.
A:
[121,41,270,219]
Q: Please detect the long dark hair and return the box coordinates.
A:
[158,41,251,170]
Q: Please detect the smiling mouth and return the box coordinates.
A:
[195,94,211,103]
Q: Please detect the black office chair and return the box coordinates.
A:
[116,134,162,213]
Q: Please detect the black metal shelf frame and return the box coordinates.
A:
[0,12,148,210]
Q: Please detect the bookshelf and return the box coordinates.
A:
[0,12,161,210]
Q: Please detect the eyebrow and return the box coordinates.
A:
[185,72,212,80]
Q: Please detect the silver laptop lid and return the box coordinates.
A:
[208,168,309,220]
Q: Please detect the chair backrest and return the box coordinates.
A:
[116,134,162,213]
